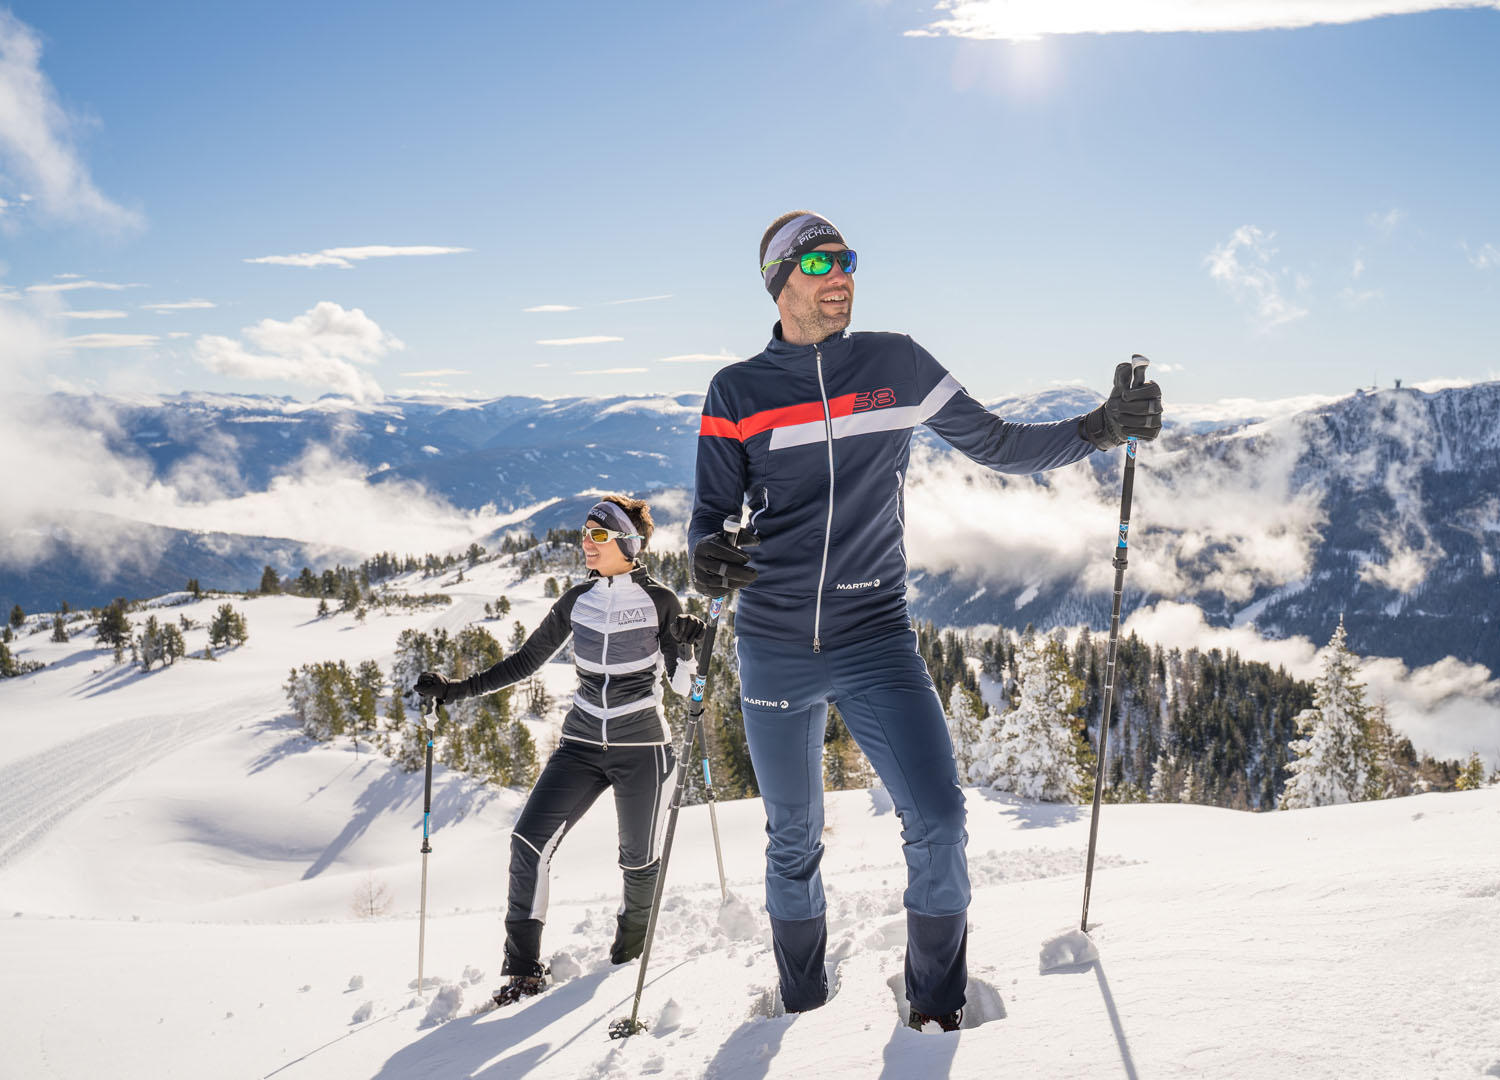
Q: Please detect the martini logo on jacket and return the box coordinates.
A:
[611,606,652,626]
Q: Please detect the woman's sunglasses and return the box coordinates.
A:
[583,527,642,544]
[760,249,858,276]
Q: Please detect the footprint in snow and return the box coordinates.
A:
[886,972,1007,1031]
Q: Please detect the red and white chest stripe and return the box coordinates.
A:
[699,373,961,451]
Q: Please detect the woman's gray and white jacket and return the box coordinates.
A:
[449,567,696,747]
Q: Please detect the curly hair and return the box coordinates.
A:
[594,493,654,551]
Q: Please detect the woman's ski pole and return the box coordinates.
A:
[609,516,744,1039]
[416,698,436,997]
[1080,355,1149,934]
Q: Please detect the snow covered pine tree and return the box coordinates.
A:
[1280,617,1377,809]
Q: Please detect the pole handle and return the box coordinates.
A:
[1129,353,1150,389]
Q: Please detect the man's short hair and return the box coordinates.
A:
[761,210,816,266]
[595,493,654,550]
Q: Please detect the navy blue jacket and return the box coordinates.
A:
[688,326,1097,650]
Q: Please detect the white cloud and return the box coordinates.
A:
[1338,285,1383,307]
[141,299,215,312]
[0,306,532,580]
[1337,253,1381,307]
[907,1,1500,40]
[1366,207,1408,235]
[59,309,127,319]
[26,279,143,293]
[576,367,648,375]
[1465,242,1500,270]
[320,245,469,260]
[166,331,189,339]
[60,332,159,349]
[606,294,672,305]
[245,252,351,269]
[906,425,1325,610]
[537,335,623,346]
[1121,602,1500,764]
[657,351,741,364]
[400,368,468,378]
[1168,392,1343,427]
[195,301,400,402]
[1409,376,1484,392]
[0,392,542,583]
[1207,225,1309,331]
[0,12,140,230]
[244,245,470,270]
[522,304,580,313]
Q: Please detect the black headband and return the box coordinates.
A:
[761,213,846,302]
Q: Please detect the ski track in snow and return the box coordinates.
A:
[0,707,230,870]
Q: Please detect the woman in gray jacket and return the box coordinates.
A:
[416,494,704,1006]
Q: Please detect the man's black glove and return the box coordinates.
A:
[414,671,457,706]
[669,613,707,657]
[691,531,760,596]
[1079,361,1163,451]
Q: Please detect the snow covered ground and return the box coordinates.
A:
[2,556,1498,1079]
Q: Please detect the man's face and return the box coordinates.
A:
[774,242,854,346]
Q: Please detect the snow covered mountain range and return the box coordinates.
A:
[5,379,1497,671]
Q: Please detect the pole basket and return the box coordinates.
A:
[608,1017,649,1040]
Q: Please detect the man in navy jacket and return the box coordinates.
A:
[688,211,1161,1031]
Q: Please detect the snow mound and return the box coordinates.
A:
[654,997,683,1034]
[550,950,582,981]
[1038,928,1099,972]
[346,974,363,991]
[350,1001,373,1024]
[419,983,463,1028]
[716,890,759,940]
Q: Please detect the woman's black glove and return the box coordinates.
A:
[669,613,707,657]
[414,671,457,706]
[1080,361,1163,450]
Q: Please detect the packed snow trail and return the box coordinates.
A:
[0,706,227,869]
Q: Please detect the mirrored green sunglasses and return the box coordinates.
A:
[760,249,858,276]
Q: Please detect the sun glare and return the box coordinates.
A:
[952,35,1059,97]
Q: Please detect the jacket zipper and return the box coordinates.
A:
[600,575,612,748]
[812,345,836,653]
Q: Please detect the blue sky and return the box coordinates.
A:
[2,0,1497,404]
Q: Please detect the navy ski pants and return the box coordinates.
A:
[736,626,969,1016]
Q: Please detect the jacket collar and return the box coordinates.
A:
[762,323,853,369]
[592,565,653,587]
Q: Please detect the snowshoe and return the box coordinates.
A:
[907,1007,963,1033]
[491,973,548,1008]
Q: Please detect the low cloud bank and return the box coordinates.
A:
[1125,602,1500,767]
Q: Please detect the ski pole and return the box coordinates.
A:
[701,745,729,902]
[609,516,744,1039]
[1080,354,1149,934]
[416,697,436,997]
